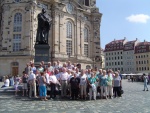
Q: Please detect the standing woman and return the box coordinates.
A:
[22,71,28,96]
[88,73,97,100]
[79,69,87,100]
[38,72,48,101]
[99,70,108,99]
[107,71,113,99]
[113,72,122,98]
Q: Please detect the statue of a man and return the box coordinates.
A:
[36,8,52,44]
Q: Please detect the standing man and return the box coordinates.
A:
[59,67,69,98]
[143,73,149,91]
[25,63,31,75]
[28,71,37,98]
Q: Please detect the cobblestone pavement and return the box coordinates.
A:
[0,80,149,113]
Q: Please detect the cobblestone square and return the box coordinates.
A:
[0,80,149,113]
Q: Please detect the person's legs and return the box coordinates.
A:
[1,85,6,88]
[145,83,148,91]
[33,83,37,97]
[107,86,110,97]
[110,86,113,98]
[43,86,47,100]
[116,87,121,97]
[89,88,92,100]
[80,85,83,99]
[64,81,67,97]
[39,86,43,100]
[83,85,87,99]
[61,81,65,97]
[100,86,104,98]
[93,90,96,100]
[71,88,74,99]
[29,84,33,98]
[113,87,117,97]
[75,88,79,99]
[22,83,25,96]
[104,86,107,99]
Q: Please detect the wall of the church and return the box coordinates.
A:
[0,0,102,76]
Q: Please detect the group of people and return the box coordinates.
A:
[2,60,123,101]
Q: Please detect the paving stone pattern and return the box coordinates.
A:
[0,80,149,113]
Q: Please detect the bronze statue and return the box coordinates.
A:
[36,8,52,44]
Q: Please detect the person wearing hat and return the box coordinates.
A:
[143,73,149,91]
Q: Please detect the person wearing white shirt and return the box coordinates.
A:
[75,68,80,77]
[67,61,74,70]
[49,71,60,99]
[28,71,37,98]
[47,62,54,72]
[1,76,10,88]
[60,67,69,97]
[79,69,87,100]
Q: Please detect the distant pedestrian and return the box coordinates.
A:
[143,73,148,91]
[131,76,134,82]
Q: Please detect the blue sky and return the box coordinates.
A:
[96,0,150,48]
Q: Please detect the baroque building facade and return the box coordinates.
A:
[135,41,150,73]
[123,39,139,74]
[104,38,127,73]
[104,38,150,74]
[0,0,102,76]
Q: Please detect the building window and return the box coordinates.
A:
[84,28,88,42]
[148,67,149,70]
[14,13,22,32]
[15,0,21,3]
[121,62,123,65]
[66,40,72,56]
[84,0,90,6]
[137,68,138,71]
[13,34,21,51]
[84,44,88,57]
[66,21,72,38]
[118,62,120,65]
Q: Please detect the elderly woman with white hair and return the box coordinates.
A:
[113,72,122,98]
[49,70,61,99]
[88,72,97,100]
[99,70,108,99]
[70,72,80,100]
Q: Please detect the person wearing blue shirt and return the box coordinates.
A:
[88,73,97,100]
[99,70,108,99]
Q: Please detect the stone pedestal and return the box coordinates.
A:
[34,44,50,63]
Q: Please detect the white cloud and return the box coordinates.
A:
[126,14,150,23]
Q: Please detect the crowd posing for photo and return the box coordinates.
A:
[1,60,123,101]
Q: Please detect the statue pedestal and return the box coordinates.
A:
[34,44,50,63]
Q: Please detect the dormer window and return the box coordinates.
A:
[15,0,21,2]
